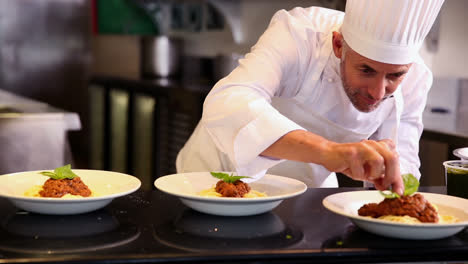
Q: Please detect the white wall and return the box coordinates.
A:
[430,0,468,78]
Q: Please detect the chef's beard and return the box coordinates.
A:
[340,59,383,113]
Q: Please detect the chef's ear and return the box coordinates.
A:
[332,31,344,59]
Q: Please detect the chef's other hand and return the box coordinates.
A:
[321,139,404,196]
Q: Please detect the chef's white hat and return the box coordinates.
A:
[341,0,444,64]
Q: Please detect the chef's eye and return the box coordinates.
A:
[388,72,407,80]
[390,72,405,78]
[359,66,376,75]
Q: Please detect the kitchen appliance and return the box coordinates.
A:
[423,78,468,132]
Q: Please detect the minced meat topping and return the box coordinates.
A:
[39,177,92,198]
[358,193,439,223]
[215,180,251,197]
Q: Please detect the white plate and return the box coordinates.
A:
[0,169,141,215]
[323,190,468,240]
[154,172,307,216]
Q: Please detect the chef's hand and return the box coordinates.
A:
[260,130,403,194]
[321,139,404,195]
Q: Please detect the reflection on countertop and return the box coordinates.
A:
[0,209,140,254]
[152,209,303,252]
[322,224,468,250]
[3,210,119,238]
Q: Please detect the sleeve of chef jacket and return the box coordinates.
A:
[371,63,433,181]
[201,10,310,180]
[398,64,433,181]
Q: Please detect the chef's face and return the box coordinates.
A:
[332,32,412,113]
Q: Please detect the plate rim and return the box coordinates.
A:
[154,172,307,203]
[322,190,468,228]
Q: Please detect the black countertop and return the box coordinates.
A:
[0,187,467,264]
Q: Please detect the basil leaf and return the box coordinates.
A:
[379,190,400,199]
[379,173,419,199]
[39,171,57,178]
[39,164,78,180]
[210,172,251,183]
[402,173,419,196]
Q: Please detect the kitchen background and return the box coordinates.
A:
[0,0,466,190]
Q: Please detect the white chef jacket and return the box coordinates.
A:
[176,6,433,187]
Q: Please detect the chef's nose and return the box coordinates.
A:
[368,77,387,101]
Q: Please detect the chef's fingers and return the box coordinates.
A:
[379,139,396,151]
[373,178,386,191]
[361,140,386,181]
[337,142,383,181]
[382,157,403,195]
[391,170,404,196]
[372,168,403,195]
[329,140,396,185]
[350,157,365,180]
[371,140,402,195]
[325,142,364,180]
[363,162,384,181]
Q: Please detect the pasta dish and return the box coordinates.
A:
[24,165,94,198]
[203,171,267,198]
[358,193,459,224]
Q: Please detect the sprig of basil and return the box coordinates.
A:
[402,173,419,196]
[379,189,401,199]
[210,172,251,183]
[379,173,419,198]
[39,164,78,180]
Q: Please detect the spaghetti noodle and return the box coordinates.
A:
[368,203,459,224]
[24,185,97,198]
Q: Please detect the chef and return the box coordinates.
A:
[176,0,445,196]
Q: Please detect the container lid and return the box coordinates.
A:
[453,148,468,160]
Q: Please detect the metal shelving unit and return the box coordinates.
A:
[89,76,209,190]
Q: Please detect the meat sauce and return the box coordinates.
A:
[39,177,92,198]
[358,193,439,223]
[215,180,251,197]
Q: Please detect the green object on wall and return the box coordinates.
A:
[97,0,158,35]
